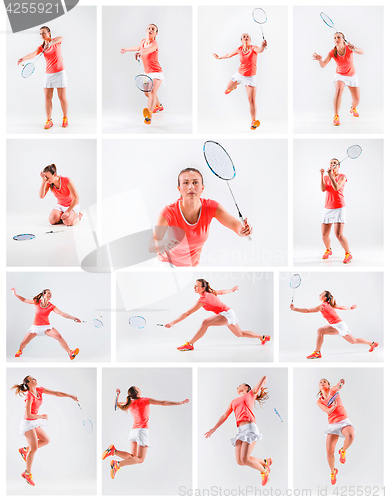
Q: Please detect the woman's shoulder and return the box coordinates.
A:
[201,198,219,209]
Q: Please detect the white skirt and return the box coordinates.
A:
[219,308,239,326]
[145,71,167,87]
[231,422,262,446]
[20,419,45,435]
[44,70,67,88]
[322,207,346,224]
[330,320,350,338]
[128,428,149,447]
[325,418,356,437]
[28,324,52,336]
[231,71,257,87]
[334,72,359,88]
[54,203,81,216]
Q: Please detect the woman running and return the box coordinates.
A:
[17,26,69,129]
[313,32,364,126]
[12,375,78,486]
[205,375,272,485]
[39,164,81,226]
[290,290,378,359]
[11,288,81,360]
[165,279,270,351]
[317,378,355,485]
[320,158,352,264]
[213,33,267,130]
[102,386,189,479]
[152,167,252,267]
[121,24,164,125]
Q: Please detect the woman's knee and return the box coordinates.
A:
[317,327,325,336]
[29,443,38,454]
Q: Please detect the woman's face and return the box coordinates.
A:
[177,171,204,199]
[329,159,340,174]
[319,379,330,391]
[40,29,50,41]
[134,386,141,397]
[43,290,52,301]
[319,292,326,302]
[147,24,157,38]
[27,376,37,389]
[334,33,344,45]
[44,171,56,183]
[237,383,249,394]
[194,281,205,294]
[241,33,251,44]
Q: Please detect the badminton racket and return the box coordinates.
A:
[268,397,283,422]
[327,382,344,407]
[79,319,104,328]
[290,274,301,303]
[135,55,153,92]
[129,316,164,329]
[252,8,267,47]
[115,390,119,411]
[320,12,348,43]
[77,402,93,433]
[20,43,51,78]
[203,141,252,241]
[334,145,362,167]
[13,230,65,241]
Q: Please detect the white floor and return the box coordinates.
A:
[7,478,96,495]
[294,111,383,134]
[102,110,192,134]
[293,246,384,268]
[198,115,288,134]
[6,113,96,135]
[280,347,383,363]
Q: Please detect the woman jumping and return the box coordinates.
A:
[205,375,272,486]
[11,288,81,360]
[12,375,78,486]
[165,279,270,351]
[213,33,267,130]
[290,290,378,359]
[121,24,164,125]
[317,378,355,485]
[39,164,81,226]
[313,32,364,126]
[102,386,189,478]
[17,26,69,129]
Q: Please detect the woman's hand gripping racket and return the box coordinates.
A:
[203,141,252,241]
[334,145,362,168]
[115,389,120,411]
[252,8,267,48]
[129,316,164,329]
[77,402,93,433]
[135,53,153,93]
[320,12,348,43]
[326,380,344,407]
[290,274,301,304]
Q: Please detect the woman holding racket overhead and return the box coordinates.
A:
[165,278,270,352]
[17,26,69,129]
[213,33,267,130]
[313,32,364,126]
[121,24,164,125]
[316,378,355,485]
[39,164,82,226]
[102,386,189,479]
[205,375,272,485]
[12,375,78,486]
[290,290,378,359]
[11,288,81,361]
[152,167,252,267]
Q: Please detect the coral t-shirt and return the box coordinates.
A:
[329,44,355,77]
[197,292,230,314]
[158,198,219,267]
[319,387,348,424]
[237,46,257,77]
[320,301,341,325]
[129,397,150,429]
[141,39,162,73]
[33,302,55,326]
[230,389,256,427]
[37,41,65,74]
[47,176,73,207]
[24,387,44,420]
[324,174,347,209]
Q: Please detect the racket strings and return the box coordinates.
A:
[253,8,267,24]
[347,145,362,159]
[129,316,146,329]
[204,142,235,180]
[92,319,104,328]
[22,64,35,78]
[135,75,153,92]
[320,12,334,28]
[290,274,301,289]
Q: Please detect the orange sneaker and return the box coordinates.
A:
[19,447,28,461]
[143,108,151,125]
[261,465,270,486]
[102,444,116,460]
[322,248,332,260]
[177,341,194,351]
[306,351,322,359]
[330,468,338,485]
[21,471,35,486]
[369,342,379,352]
[153,104,164,113]
[343,253,353,264]
[251,120,260,130]
[62,117,69,128]
[110,460,120,479]
[225,86,237,95]
[44,119,53,130]
[69,348,79,360]
[350,107,359,117]
[264,458,273,467]
[261,335,271,345]
[333,115,340,126]
[339,447,346,464]
[15,349,23,357]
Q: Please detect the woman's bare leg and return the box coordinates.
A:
[245,85,257,122]
[228,323,263,339]
[57,88,68,117]
[315,326,339,352]
[44,328,72,354]
[341,425,355,451]
[19,332,37,351]
[239,441,266,472]
[333,81,345,115]
[44,88,54,120]
[225,79,240,92]
[147,79,163,113]
[48,209,63,225]
[343,334,372,346]
[117,445,148,467]
[24,428,50,473]
[348,86,360,110]
[334,223,350,254]
[321,223,332,250]
[189,315,228,344]
[326,433,339,472]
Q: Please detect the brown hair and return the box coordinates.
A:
[317,379,331,397]
[177,168,204,186]
[43,164,57,189]
[12,376,32,396]
[333,32,345,58]
[243,383,269,407]
[117,386,140,411]
[196,278,217,296]
[33,289,50,305]
[323,290,336,308]
[40,26,51,49]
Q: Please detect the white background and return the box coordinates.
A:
[293,6,384,134]
[279,271,383,362]
[198,367,288,491]
[6,6,97,134]
[102,6,192,134]
[7,367,96,494]
[102,367,192,495]
[198,6,288,134]
[293,368,383,489]
[293,138,384,267]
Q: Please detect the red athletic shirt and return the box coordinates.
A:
[319,386,348,424]
[320,301,342,325]
[33,302,55,326]
[129,397,150,429]
[47,176,74,207]
[37,41,65,74]
[237,46,257,77]
[329,45,355,77]
[140,39,162,73]
[197,292,230,314]
[24,387,44,420]
[324,174,347,209]
[229,389,256,427]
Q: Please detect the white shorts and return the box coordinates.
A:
[330,320,350,338]
[28,324,52,336]
[20,419,45,435]
[128,428,149,447]
[54,203,81,216]
[219,308,239,326]
[334,72,359,88]
[325,418,356,437]
[231,422,262,446]
[322,207,346,224]
[44,70,67,88]
[231,71,257,87]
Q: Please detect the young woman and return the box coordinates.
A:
[11,288,81,360]
[121,24,164,125]
[313,32,364,126]
[317,378,355,485]
[205,376,272,486]
[102,386,189,479]
[165,279,270,351]
[152,167,252,267]
[39,164,81,226]
[320,159,352,264]
[290,290,378,359]
[12,375,78,486]
[213,33,267,130]
[17,26,69,129]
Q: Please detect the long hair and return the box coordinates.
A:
[323,290,336,308]
[333,32,345,58]
[317,379,331,397]
[11,376,31,396]
[117,386,140,411]
[196,278,217,296]
[243,383,269,407]
[40,25,51,49]
[33,289,50,305]
[177,167,204,186]
[43,164,57,189]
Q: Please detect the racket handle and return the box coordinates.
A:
[239,216,252,242]
[157,324,164,326]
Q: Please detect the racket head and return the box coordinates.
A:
[347,145,362,160]
[252,8,267,24]
[129,315,147,329]
[203,141,236,180]
[13,233,35,241]
[290,274,302,289]
[83,418,93,433]
[135,74,153,92]
[320,12,334,28]
[92,319,104,328]
[21,63,35,78]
